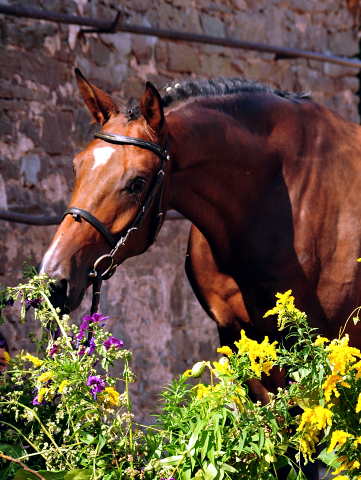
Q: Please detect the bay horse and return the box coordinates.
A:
[39,69,361,456]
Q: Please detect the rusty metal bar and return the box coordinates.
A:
[1,5,361,69]
[0,209,185,225]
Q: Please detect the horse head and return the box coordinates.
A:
[39,69,170,312]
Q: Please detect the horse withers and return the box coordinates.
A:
[39,69,361,408]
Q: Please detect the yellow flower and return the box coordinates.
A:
[327,431,353,453]
[3,351,10,364]
[58,380,68,393]
[25,353,43,367]
[217,346,233,357]
[212,361,231,376]
[332,456,349,476]
[263,290,306,330]
[354,436,361,447]
[196,384,211,400]
[38,387,47,403]
[299,426,319,463]
[98,387,121,408]
[38,371,53,382]
[356,393,361,413]
[322,374,350,402]
[349,460,360,470]
[297,405,332,432]
[313,336,330,346]
[183,369,192,378]
[327,343,361,376]
[235,330,277,378]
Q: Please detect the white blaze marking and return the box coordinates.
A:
[92,147,115,170]
[39,235,62,274]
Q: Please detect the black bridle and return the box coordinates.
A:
[63,131,170,314]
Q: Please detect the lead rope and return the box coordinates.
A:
[90,273,103,316]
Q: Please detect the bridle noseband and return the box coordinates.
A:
[63,131,170,314]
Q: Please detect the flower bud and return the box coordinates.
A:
[191,361,206,378]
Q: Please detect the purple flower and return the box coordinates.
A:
[49,346,58,356]
[92,358,99,368]
[52,326,61,340]
[24,297,43,308]
[32,395,40,405]
[76,319,89,341]
[103,336,123,350]
[88,337,96,355]
[0,340,5,347]
[4,296,14,306]
[86,375,105,400]
[83,313,109,324]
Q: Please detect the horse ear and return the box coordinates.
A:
[140,82,164,134]
[75,68,119,125]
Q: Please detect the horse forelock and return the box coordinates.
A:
[126,78,311,122]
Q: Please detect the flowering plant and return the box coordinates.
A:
[0,270,144,480]
[2,268,361,480]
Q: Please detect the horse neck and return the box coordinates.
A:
[165,101,282,256]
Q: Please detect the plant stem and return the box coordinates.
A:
[8,401,72,469]
[125,361,133,470]
[40,290,76,360]
[0,420,46,460]
[0,453,46,480]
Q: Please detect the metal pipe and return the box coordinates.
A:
[0,209,185,225]
[1,4,361,69]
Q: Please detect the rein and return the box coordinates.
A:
[63,131,170,314]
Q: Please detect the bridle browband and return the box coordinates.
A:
[63,131,170,314]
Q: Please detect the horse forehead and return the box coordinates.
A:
[92,146,115,170]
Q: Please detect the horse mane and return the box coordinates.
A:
[126,78,311,121]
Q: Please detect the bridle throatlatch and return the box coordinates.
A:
[63,131,170,315]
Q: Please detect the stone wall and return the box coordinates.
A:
[0,0,359,421]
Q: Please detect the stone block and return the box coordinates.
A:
[0,157,19,181]
[168,43,199,73]
[20,154,41,187]
[20,119,40,146]
[236,13,267,44]
[41,111,73,155]
[2,23,56,50]
[0,111,12,138]
[0,174,7,210]
[200,56,233,77]
[131,35,153,64]
[242,59,273,79]
[89,38,110,66]
[201,13,225,38]
[328,30,358,57]
[0,49,71,88]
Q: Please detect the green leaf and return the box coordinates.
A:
[12,471,67,480]
[286,466,297,480]
[249,442,260,457]
[200,431,210,461]
[97,434,107,453]
[12,469,38,480]
[217,462,237,473]
[202,462,218,480]
[237,430,248,455]
[159,455,183,466]
[0,445,24,459]
[64,469,92,480]
[258,426,265,451]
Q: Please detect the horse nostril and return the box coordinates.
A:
[49,278,70,311]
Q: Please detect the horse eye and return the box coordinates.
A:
[129,178,147,193]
